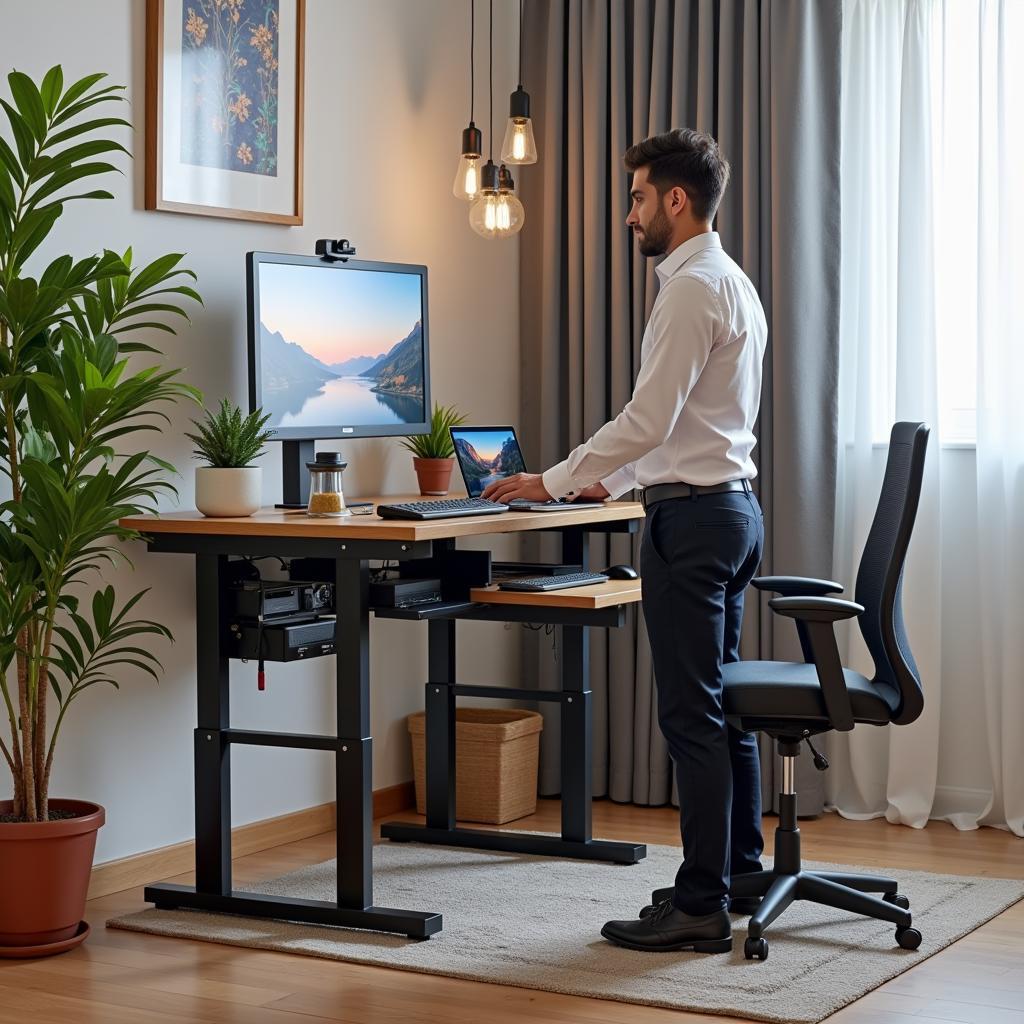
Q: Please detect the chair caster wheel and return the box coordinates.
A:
[744,936,769,961]
[895,926,922,950]
[884,892,910,910]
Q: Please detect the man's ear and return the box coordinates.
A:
[666,185,688,217]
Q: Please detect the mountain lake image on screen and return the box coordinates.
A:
[255,260,426,429]
[451,428,527,496]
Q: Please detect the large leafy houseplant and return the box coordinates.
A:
[0,66,201,824]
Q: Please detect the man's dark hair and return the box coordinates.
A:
[624,128,730,222]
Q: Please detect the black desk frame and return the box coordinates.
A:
[380,530,645,864]
[142,521,644,940]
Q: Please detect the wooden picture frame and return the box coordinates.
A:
[145,0,304,224]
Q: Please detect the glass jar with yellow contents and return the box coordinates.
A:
[306,452,351,517]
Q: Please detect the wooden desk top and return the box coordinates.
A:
[469,578,642,609]
[119,496,645,542]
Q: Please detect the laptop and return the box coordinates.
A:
[449,426,604,511]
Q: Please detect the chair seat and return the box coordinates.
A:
[722,661,900,725]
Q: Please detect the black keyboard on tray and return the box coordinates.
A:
[376,497,510,520]
[497,571,610,592]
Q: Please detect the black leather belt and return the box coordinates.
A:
[641,479,751,509]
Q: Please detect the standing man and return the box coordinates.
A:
[482,128,768,955]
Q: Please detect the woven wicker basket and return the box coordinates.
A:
[408,708,543,824]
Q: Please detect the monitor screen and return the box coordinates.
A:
[247,252,430,439]
[450,426,527,497]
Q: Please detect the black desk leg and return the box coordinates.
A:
[559,525,591,842]
[194,553,231,895]
[381,525,645,864]
[560,623,592,843]
[561,524,589,571]
[147,550,441,937]
[425,618,456,830]
[334,557,372,909]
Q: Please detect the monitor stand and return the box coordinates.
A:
[276,439,316,510]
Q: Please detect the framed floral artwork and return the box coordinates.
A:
[145,0,304,224]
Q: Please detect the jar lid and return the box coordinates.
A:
[307,451,348,470]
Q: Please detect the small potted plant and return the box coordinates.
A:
[400,403,467,495]
[186,399,273,517]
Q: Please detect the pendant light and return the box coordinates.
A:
[470,1,525,238]
[496,162,523,230]
[452,0,482,200]
[500,0,537,165]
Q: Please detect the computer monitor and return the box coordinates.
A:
[246,251,431,506]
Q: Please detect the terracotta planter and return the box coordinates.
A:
[0,799,104,950]
[413,457,455,496]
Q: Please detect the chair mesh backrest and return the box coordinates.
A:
[853,422,930,725]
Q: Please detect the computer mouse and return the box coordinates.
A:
[605,564,639,580]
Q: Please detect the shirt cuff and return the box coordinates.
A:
[601,466,637,500]
[542,461,577,501]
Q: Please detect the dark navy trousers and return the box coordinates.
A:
[640,488,765,916]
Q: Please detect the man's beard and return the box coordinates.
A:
[636,205,672,257]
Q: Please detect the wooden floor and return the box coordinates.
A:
[1,800,1021,1024]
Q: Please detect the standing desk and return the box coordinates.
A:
[119,498,646,939]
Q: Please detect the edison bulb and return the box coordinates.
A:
[452,154,481,200]
[470,191,525,238]
[501,118,537,165]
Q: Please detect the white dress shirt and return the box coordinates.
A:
[541,231,768,501]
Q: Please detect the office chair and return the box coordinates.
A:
[720,421,929,961]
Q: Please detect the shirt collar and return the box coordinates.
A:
[655,231,722,284]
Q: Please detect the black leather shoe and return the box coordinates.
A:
[641,886,762,918]
[602,900,732,953]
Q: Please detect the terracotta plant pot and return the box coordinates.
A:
[0,799,104,950]
[413,457,455,496]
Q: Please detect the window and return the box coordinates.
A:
[842,0,1024,445]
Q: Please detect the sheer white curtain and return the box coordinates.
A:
[832,0,1024,836]
[973,0,1024,836]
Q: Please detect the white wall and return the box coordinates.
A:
[0,0,522,863]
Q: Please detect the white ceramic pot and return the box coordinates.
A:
[195,467,262,517]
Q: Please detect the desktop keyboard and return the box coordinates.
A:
[498,571,610,592]
[376,497,510,520]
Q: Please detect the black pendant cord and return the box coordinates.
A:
[469,0,474,124]
[489,0,494,161]
[518,0,523,87]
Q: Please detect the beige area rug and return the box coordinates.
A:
[107,839,1024,1023]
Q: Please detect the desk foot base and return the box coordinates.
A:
[143,883,442,938]
[380,822,646,864]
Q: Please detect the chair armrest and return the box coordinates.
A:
[768,596,864,622]
[752,576,844,597]
[767,597,864,731]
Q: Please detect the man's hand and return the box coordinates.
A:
[482,473,552,503]
[574,482,610,501]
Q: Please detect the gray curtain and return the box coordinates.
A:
[519,0,842,815]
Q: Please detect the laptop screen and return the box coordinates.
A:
[450,426,528,497]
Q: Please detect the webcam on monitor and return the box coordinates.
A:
[314,238,357,262]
